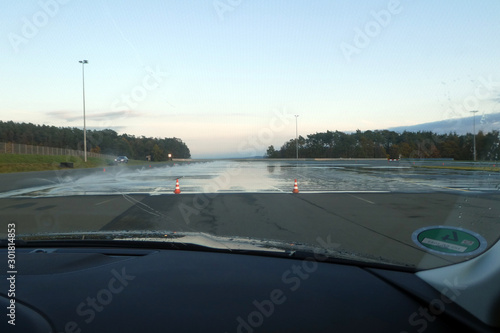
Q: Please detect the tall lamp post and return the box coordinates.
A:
[79,60,88,162]
[295,115,299,159]
[471,110,478,162]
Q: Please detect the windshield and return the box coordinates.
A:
[1,1,499,271]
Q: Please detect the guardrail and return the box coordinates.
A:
[0,142,115,160]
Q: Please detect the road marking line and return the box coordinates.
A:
[348,194,375,204]
[442,187,470,192]
[95,198,117,206]
[270,186,285,193]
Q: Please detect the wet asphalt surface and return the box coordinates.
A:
[1,159,499,269]
[0,159,498,196]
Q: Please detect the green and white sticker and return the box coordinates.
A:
[412,226,487,256]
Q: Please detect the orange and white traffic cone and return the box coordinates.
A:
[292,179,299,193]
[174,179,181,194]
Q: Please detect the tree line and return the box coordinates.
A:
[0,121,191,160]
[266,129,500,161]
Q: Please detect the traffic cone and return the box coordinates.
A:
[174,179,181,194]
[292,179,299,193]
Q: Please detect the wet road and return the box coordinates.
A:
[0,159,499,269]
[0,159,498,197]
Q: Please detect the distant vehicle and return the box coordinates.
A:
[114,156,129,163]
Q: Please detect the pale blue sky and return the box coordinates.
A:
[1,1,499,157]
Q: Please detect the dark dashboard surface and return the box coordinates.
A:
[0,247,496,332]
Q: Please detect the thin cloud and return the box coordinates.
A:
[87,125,127,131]
[88,110,143,120]
[46,110,142,122]
[46,110,80,122]
[162,112,259,117]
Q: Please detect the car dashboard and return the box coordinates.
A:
[1,243,498,333]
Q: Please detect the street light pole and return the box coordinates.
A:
[79,60,88,162]
[471,110,478,162]
[295,115,299,159]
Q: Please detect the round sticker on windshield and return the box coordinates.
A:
[411,226,487,256]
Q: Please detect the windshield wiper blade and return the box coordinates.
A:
[10,231,288,254]
[7,231,415,271]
